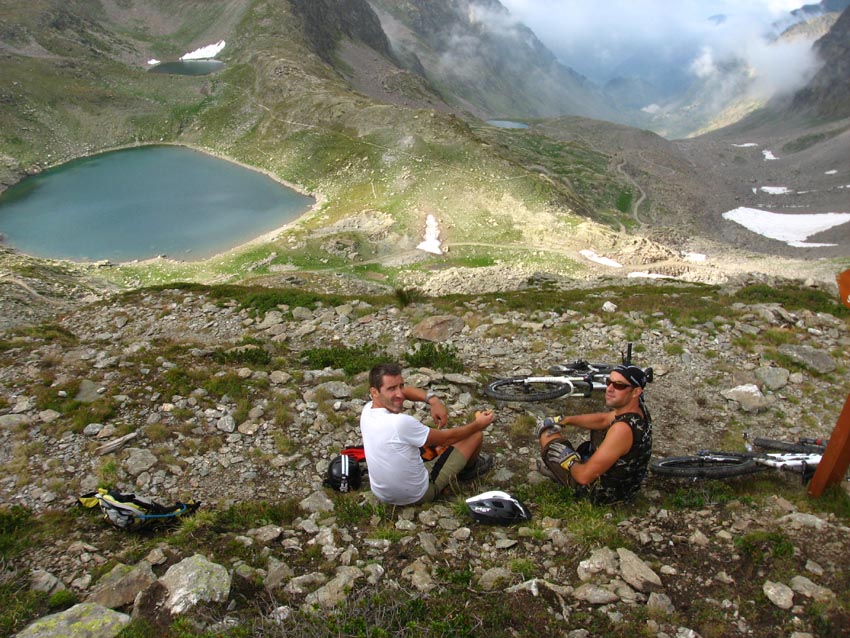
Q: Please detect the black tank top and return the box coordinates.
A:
[585,408,653,504]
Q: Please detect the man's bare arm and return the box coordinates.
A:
[559,411,614,431]
[425,410,493,447]
[570,421,633,485]
[402,386,448,427]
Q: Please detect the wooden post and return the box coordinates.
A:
[838,269,850,310]
[807,269,850,498]
[808,394,850,497]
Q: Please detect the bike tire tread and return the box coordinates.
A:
[650,454,762,479]
[484,377,573,402]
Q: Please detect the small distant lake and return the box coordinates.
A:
[148,60,225,76]
[486,120,529,129]
[0,146,314,262]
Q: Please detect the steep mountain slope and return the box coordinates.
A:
[366,0,621,122]
[790,5,850,118]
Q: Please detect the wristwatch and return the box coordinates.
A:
[424,391,438,404]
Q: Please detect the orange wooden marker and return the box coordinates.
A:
[808,269,850,497]
[838,268,850,309]
[808,394,850,497]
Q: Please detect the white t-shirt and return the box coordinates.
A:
[360,401,430,505]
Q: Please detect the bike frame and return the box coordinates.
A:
[483,342,651,403]
[749,452,822,471]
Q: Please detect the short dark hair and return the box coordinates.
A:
[369,363,402,391]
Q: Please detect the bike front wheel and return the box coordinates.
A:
[650,454,762,479]
[484,377,579,402]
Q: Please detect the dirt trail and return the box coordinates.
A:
[616,160,647,226]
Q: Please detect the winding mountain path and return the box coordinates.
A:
[616,160,647,226]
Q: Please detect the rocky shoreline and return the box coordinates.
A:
[2,277,849,637]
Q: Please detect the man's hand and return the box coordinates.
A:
[430,399,448,428]
[474,409,495,429]
[557,442,580,472]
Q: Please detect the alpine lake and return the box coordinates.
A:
[0,146,315,263]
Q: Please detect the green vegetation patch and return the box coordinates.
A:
[665,481,737,509]
[301,344,387,377]
[405,342,464,373]
[514,482,625,548]
[1,506,83,635]
[731,283,849,319]
[13,323,78,346]
[615,189,634,213]
[781,125,850,153]
[137,283,348,316]
[734,530,794,568]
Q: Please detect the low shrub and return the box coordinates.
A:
[405,341,464,373]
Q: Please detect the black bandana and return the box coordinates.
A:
[612,364,647,389]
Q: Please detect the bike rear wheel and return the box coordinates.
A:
[484,377,580,402]
[752,438,826,454]
[650,454,762,479]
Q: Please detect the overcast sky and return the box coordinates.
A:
[498,0,817,88]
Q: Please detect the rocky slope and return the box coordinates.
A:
[790,5,850,118]
[2,276,849,636]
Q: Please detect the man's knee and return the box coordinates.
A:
[454,430,483,460]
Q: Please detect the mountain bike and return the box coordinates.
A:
[649,436,828,482]
[483,342,653,402]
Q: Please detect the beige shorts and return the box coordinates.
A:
[415,446,467,504]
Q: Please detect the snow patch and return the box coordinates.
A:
[759,186,791,195]
[732,143,758,148]
[580,250,622,268]
[722,207,850,247]
[825,170,837,175]
[180,40,226,61]
[762,150,778,161]
[416,214,444,255]
[147,58,161,66]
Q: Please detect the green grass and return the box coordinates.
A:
[664,482,737,509]
[404,342,464,373]
[0,506,84,635]
[810,485,850,522]
[514,482,626,548]
[204,373,254,401]
[781,125,849,153]
[211,342,273,367]
[731,284,849,319]
[615,189,633,213]
[734,530,794,567]
[301,344,387,376]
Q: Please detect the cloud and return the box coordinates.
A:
[690,46,717,78]
[498,0,819,90]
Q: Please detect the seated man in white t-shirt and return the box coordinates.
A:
[360,362,495,506]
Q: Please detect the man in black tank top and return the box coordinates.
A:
[536,364,652,504]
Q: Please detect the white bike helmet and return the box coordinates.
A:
[466,490,531,525]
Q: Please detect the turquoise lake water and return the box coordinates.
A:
[0,146,314,262]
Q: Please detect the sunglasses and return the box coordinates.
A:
[605,377,633,391]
